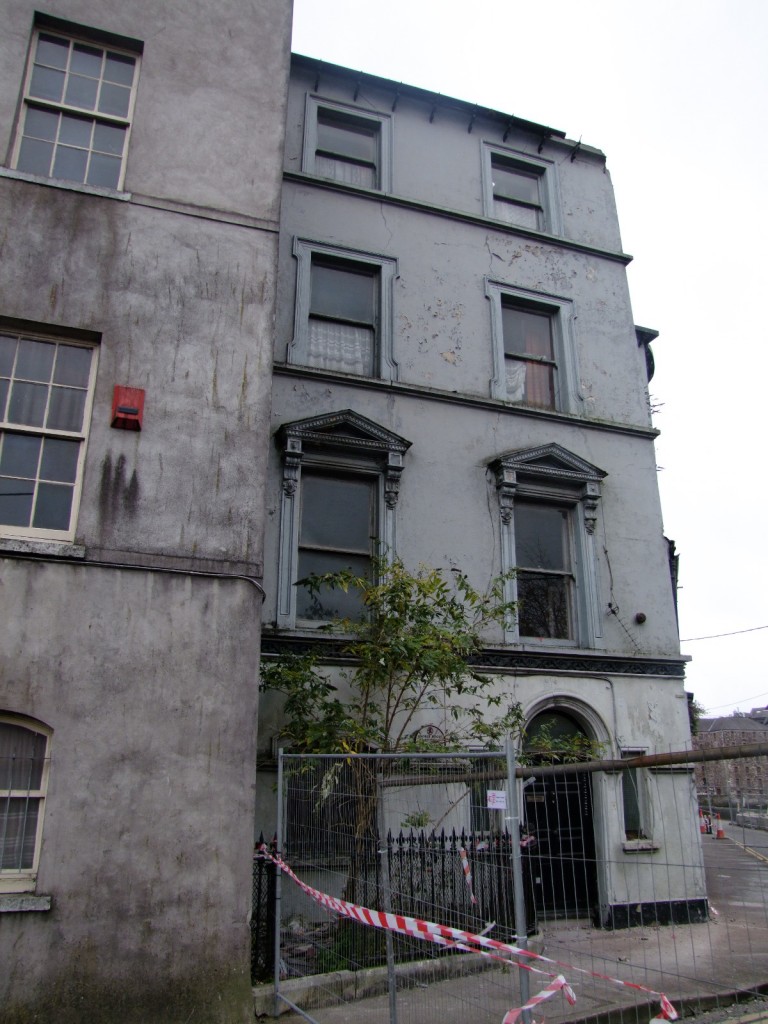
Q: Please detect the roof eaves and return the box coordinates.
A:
[291,52,588,151]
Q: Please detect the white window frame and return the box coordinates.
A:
[491,444,606,647]
[481,143,561,234]
[485,280,579,413]
[302,95,393,192]
[0,715,51,895]
[0,326,98,542]
[620,749,655,846]
[275,411,410,629]
[12,21,141,192]
[289,238,399,382]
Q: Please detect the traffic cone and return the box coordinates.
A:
[699,808,706,834]
[715,813,725,840]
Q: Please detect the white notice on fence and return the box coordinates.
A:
[486,789,507,810]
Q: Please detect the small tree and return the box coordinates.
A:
[260,557,524,902]
[260,556,523,754]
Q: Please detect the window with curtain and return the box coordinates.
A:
[303,97,392,193]
[502,302,556,408]
[307,259,377,376]
[491,156,544,230]
[315,108,380,188]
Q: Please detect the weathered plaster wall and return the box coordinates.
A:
[264,376,677,654]
[0,184,275,572]
[283,64,624,253]
[0,0,292,1018]
[0,563,261,1023]
[275,184,649,429]
[1,0,292,219]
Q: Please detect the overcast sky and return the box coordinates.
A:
[291,0,768,718]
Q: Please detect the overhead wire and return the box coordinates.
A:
[680,624,768,642]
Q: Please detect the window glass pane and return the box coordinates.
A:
[307,320,374,376]
[502,306,553,359]
[16,342,55,382]
[317,112,377,164]
[17,137,54,177]
[64,73,98,110]
[492,160,540,205]
[622,768,642,837]
[515,505,567,570]
[314,154,376,189]
[517,573,569,638]
[29,65,65,102]
[98,82,131,118]
[0,336,17,377]
[506,357,554,408]
[0,477,34,526]
[23,107,58,141]
[0,798,39,870]
[86,152,121,189]
[47,386,86,432]
[311,262,375,323]
[0,724,46,790]
[40,437,80,483]
[493,197,540,231]
[0,380,8,419]
[104,52,136,86]
[301,475,373,550]
[16,340,55,383]
[70,43,102,78]
[92,121,126,156]
[33,482,73,530]
[52,145,88,183]
[53,345,92,388]
[8,382,48,426]
[59,113,92,148]
[0,433,41,478]
[296,551,371,620]
[36,34,69,69]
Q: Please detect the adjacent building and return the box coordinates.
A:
[0,2,292,1021]
[258,55,704,928]
[695,715,768,808]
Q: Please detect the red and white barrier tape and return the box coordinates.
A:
[257,845,678,1022]
[502,973,576,1024]
[458,846,479,905]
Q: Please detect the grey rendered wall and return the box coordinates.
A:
[0,0,293,1019]
[261,62,700,917]
[0,563,261,1023]
[0,0,293,572]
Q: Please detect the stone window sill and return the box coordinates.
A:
[622,839,660,854]
[0,894,52,913]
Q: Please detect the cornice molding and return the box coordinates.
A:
[260,632,687,678]
[273,364,660,441]
[283,171,633,266]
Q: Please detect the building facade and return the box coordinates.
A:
[0,2,292,1021]
[695,716,768,808]
[258,55,704,928]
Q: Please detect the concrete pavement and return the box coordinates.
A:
[256,822,768,1023]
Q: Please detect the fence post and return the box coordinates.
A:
[506,735,531,1023]
[377,769,399,1024]
[273,749,285,1018]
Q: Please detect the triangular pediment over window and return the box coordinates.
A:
[491,443,606,484]
[277,409,411,457]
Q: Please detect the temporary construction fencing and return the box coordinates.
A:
[252,744,768,1024]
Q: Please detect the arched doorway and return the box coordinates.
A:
[523,710,598,919]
